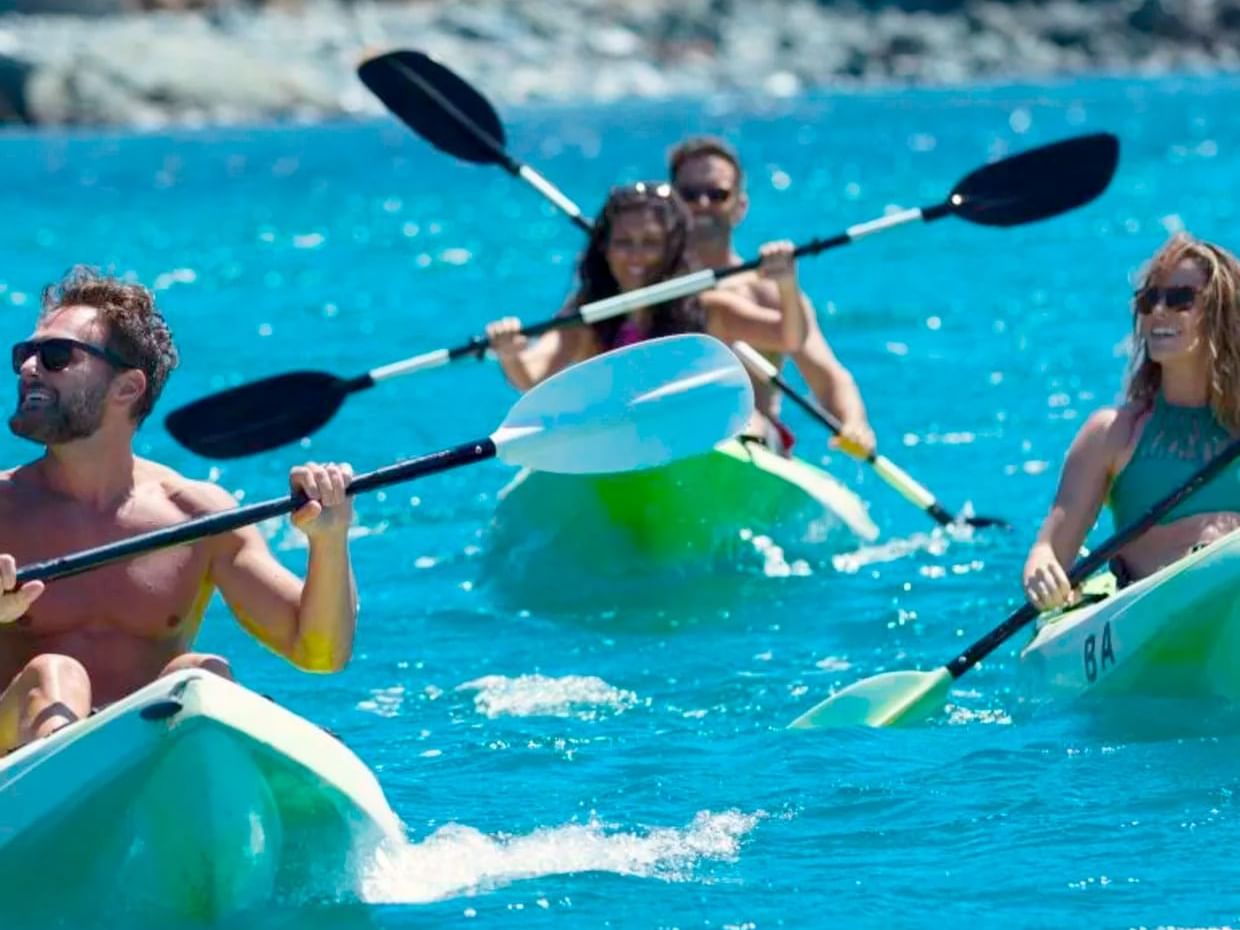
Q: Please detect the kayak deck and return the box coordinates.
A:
[489,438,878,571]
[0,670,402,924]
[1020,528,1240,703]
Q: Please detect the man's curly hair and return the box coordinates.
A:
[40,266,179,424]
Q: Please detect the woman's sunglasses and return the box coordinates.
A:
[11,337,135,374]
[1135,285,1199,315]
[610,181,673,200]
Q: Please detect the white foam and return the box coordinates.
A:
[945,702,1012,726]
[832,530,948,573]
[361,809,764,904]
[457,674,642,720]
[357,685,406,718]
[737,528,812,578]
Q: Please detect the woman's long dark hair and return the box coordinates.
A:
[568,182,706,350]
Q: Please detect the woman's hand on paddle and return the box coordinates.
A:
[757,240,798,287]
[1022,542,1075,610]
[0,554,44,623]
[290,463,354,540]
[486,317,528,358]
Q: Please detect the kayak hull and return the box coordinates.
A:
[1020,528,1240,704]
[0,669,402,923]
[489,438,878,572]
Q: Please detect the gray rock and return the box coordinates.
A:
[0,0,1237,126]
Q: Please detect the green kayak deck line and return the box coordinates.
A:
[491,438,878,567]
[1021,527,1240,702]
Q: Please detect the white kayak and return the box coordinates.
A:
[1020,527,1240,704]
[0,669,402,924]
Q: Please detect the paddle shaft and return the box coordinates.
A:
[729,341,974,528]
[944,433,1240,678]
[329,129,1115,380]
[384,54,591,232]
[363,313,585,382]
[15,439,497,585]
[769,365,961,526]
[176,214,935,416]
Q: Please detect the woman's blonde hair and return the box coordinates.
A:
[1125,233,1240,432]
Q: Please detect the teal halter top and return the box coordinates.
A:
[1109,394,1240,529]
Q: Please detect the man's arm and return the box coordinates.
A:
[193,464,358,673]
[792,302,875,454]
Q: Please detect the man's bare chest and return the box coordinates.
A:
[0,499,212,637]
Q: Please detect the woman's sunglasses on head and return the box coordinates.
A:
[11,337,135,374]
[611,181,674,200]
[1135,285,1199,315]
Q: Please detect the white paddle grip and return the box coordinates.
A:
[579,270,718,324]
[369,349,452,382]
[871,455,938,509]
[519,165,587,221]
[846,207,924,241]
[730,341,778,381]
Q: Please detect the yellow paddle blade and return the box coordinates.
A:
[787,668,953,729]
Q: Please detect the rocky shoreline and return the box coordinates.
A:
[0,0,1237,127]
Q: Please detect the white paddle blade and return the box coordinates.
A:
[491,334,754,475]
[787,668,952,729]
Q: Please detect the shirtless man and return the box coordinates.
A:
[0,267,357,753]
[669,136,877,455]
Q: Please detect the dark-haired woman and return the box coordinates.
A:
[485,182,806,395]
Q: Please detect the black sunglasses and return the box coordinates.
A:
[11,337,135,375]
[1135,285,1199,315]
[674,184,734,205]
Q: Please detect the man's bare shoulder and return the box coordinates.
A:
[137,458,239,519]
[0,462,47,514]
[717,270,807,310]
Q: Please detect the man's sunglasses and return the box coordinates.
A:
[1135,285,1199,315]
[674,184,734,205]
[11,337,135,374]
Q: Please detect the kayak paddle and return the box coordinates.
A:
[164,274,744,458]
[165,130,1120,460]
[519,130,1120,322]
[731,341,1008,530]
[24,335,752,583]
[359,48,1118,275]
[357,49,592,233]
[787,431,1240,729]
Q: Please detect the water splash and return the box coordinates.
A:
[832,530,950,573]
[737,528,813,578]
[457,674,642,720]
[361,809,764,904]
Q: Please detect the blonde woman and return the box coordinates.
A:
[1023,233,1240,610]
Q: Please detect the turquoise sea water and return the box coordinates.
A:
[3,73,1240,927]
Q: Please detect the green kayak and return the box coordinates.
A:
[1020,527,1240,703]
[488,438,878,572]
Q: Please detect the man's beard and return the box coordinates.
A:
[689,212,731,246]
[9,381,109,445]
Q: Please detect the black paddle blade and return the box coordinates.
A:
[358,49,506,165]
[961,515,1012,530]
[948,132,1120,227]
[164,372,350,459]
